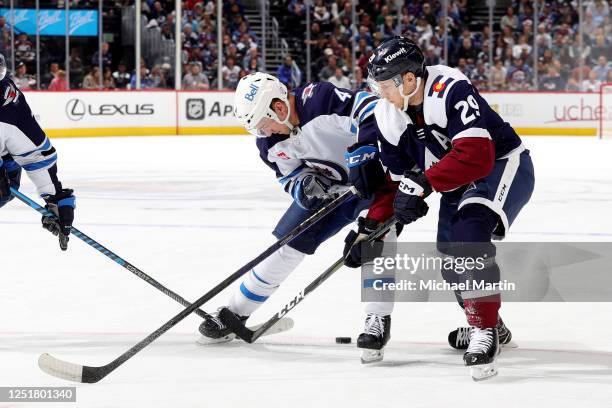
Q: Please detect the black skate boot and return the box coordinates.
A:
[448,317,512,350]
[197,307,248,345]
[463,327,500,381]
[357,314,391,364]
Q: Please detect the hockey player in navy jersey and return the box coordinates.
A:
[346,37,534,379]
[0,54,75,250]
[198,72,402,345]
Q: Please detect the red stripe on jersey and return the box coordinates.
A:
[424,137,495,192]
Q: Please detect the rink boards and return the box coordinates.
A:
[22,89,605,138]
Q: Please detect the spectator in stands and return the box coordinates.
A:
[41,62,60,89]
[350,67,367,91]
[48,70,68,91]
[593,55,610,82]
[12,62,36,90]
[507,58,533,91]
[243,48,263,73]
[103,67,116,89]
[150,0,168,24]
[222,56,241,89]
[82,67,101,89]
[586,0,610,28]
[470,62,488,90]
[69,48,85,88]
[456,57,472,78]
[183,24,200,48]
[150,65,167,88]
[161,22,173,40]
[313,0,331,26]
[318,55,338,82]
[130,65,154,89]
[113,61,131,89]
[539,65,565,91]
[91,42,112,70]
[591,33,610,61]
[424,44,440,65]
[276,55,301,89]
[581,70,601,92]
[456,37,479,63]
[14,33,35,64]
[328,67,350,89]
[182,61,210,90]
[512,35,532,60]
[0,16,10,57]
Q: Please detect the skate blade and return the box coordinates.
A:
[196,333,235,345]
[360,349,384,364]
[470,362,498,381]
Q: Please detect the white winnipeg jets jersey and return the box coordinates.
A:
[0,78,61,196]
[256,82,378,192]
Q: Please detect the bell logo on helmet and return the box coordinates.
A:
[244,83,259,101]
[383,48,406,63]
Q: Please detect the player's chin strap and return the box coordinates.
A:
[399,77,422,111]
[273,100,294,131]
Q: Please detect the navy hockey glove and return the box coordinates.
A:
[42,188,76,251]
[343,217,382,268]
[394,171,432,225]
[292,174,335,211]
[345,143,386,199]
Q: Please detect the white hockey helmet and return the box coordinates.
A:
[234,72,293,136]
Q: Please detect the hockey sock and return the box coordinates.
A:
[229,245,306,316]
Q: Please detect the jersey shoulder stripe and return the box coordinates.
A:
[350,91,378,134]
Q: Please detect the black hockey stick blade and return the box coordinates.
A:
[221,218,397,344]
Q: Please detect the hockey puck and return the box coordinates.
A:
[335,337,352,344]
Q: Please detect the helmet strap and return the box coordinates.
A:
[272,98,294,131]
[398,76,422,111]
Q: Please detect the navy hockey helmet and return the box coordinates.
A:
[368,36,425,81]
[367,36,426,110]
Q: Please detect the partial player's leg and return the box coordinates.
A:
[358,302,393,364]
[446,204,502,380]
[357,225,398,363]
[450,149,534,380]
[199,196,372,341]
[437,191,514,352]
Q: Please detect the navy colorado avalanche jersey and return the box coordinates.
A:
[359,65,524,192]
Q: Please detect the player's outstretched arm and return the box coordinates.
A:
[1,78,76,250]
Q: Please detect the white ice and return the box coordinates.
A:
[2,136,612,408]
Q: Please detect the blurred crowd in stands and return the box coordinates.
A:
[284,0,611,92]
[0,0,609,92]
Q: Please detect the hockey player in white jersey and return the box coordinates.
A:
[198,72,398,344]
[0,54,76,250]
[349,37,534,379]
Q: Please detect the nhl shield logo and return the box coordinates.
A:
[186,99,205,120]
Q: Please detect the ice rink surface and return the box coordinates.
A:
[2,135,612,407]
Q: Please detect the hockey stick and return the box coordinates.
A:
[220,217,397,343]
[9,187,214,320]
[37,187,357,383]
